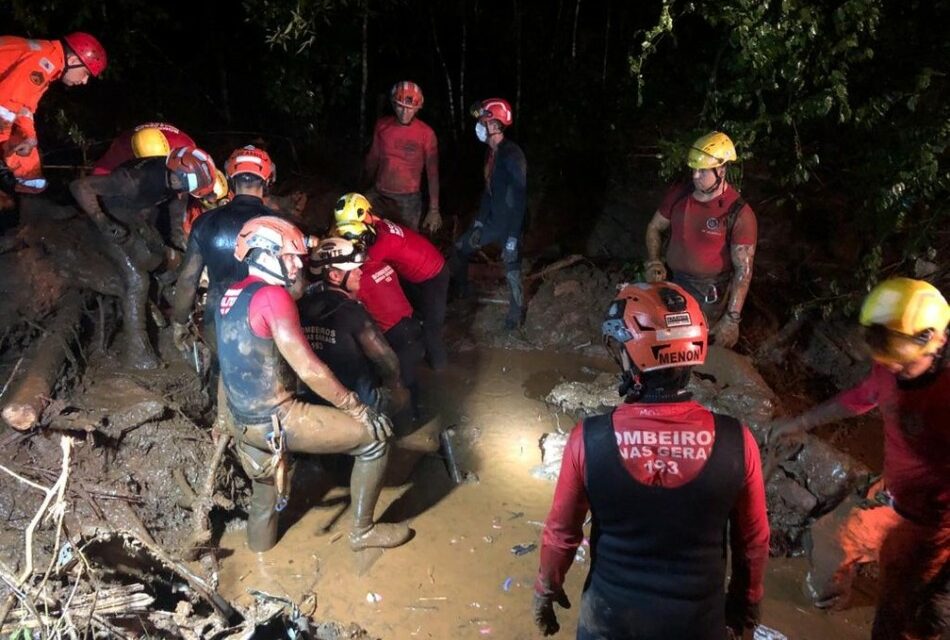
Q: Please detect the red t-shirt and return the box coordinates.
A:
[365,115,439,201]
[92,123,196,175]
[356,259,413,332]
[536,400,769,603]
[836,363,950,525]
[221,276,305,342]
[367,218,445,283]
[658,182,757,278]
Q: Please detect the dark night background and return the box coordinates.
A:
[4,0,948,314]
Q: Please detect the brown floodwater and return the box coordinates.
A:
[215,348,874,639]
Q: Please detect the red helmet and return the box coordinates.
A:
[602,282,707,373]
[225,145,275,184]
[63,32,108,77]
[234,216,308,262]
[166,146,217,197]
[471,98,513,127]
[391,81,424,109]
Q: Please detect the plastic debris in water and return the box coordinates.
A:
[479,627,492,635]
[365,592,382,604]
[754,625,788,640]
[511,543,537,556]
[502,577,513,592]
[574,546,587,563]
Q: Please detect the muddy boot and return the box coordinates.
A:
[349,447,411,551]
[349,522,412,551]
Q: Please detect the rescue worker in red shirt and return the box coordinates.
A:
[334,193,448,370]
[71,145,216,369]
[325,228,426,416]
[299,237,409,415]
[644,132,757,349]
[183,169,231,239]
[92,122,195,176]
[452,98,528,330]
[364,81,441,232]
[0,32,106,195]
[534,282,769,639]
[217,216,411,552]
[769,277,949,639]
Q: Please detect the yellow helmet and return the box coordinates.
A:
[859,277,949,365]
[334,221,376,244]
[334,192,373,225]
[687,131,738,170]
[131,127,171,159]
[200,169,230,210]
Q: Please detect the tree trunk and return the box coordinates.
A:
[430,3,458,143]
[572,0,582,63]
[602,0,611,85]
[359,0,370,154]
[2,293,83,431]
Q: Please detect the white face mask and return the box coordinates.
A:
[475,122,488,143]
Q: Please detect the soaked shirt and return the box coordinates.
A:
[658,182,757,278]
[537,400,769,604]
[365,115,439,207]
[368,218,445,283]
[298,284,377,400]
[0,37,64,143]
[92,123,195,175]
[836,363,950,525]
[356,259,413,332]
[216,276,301,421]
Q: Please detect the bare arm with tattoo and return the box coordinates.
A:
[726,243,755,318]
[644,212,671,282]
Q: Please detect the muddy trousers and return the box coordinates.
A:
[451,226,524,327]
[366,188,423,230]
[807,486,949,638]
[384,317,426,416]
[403,264,450,369]
[231,399,387,552]
[671,271,732,327]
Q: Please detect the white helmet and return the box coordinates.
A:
[309,237,367,277]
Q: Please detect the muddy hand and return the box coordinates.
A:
[711,315,740,348]
[345,401,394,442]
[644,260,667,283]
[172,321,193,353]
[766,417,805,446]
[422,208,442,233]
[533,589,571,636]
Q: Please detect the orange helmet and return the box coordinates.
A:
[234,216,308,262]
[391,81,424,108]
[602,283,707,373]
[224,145,275,184]
[471,98,513,127]
[166,146,216,197]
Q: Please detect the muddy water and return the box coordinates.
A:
[215,348,873,639]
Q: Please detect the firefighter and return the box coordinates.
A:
[334,193,448,370]
[769,277,949,639]
[534,282,769,639]
[364,80,441,232]
[217,216,411,552]
[643,131,757,348]
[452,98,528,330]
[71,145,215,369]
[1,32,106,195]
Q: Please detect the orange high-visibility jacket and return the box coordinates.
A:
[0,36,65,143]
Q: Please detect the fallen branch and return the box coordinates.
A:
[526,254,585,282]
[181,434,232,561]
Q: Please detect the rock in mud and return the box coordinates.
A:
[545,372,619,419]
[799,321,870,390]
[532,431,570,480]
[781,437,871,513]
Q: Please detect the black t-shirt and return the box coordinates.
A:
[297,284,378,403]
[188,194,280,317]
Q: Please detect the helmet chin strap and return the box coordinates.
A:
[699,166,726,195]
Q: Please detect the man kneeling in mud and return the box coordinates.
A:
[216,216,411,552]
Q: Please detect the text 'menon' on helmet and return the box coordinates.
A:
[602,282,708,373]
